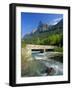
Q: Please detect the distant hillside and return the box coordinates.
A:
[22,19,63,46]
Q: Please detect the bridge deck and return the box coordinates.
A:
[26,44,56,50]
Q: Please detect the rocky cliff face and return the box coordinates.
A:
[23,19,63,40]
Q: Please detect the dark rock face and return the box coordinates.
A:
[45,67,55,75]
[37,21,48,32]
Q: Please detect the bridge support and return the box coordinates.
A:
[44,49,46,53]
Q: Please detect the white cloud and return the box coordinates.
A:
[49,17,62,25]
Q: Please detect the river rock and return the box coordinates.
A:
[45,67,55,75]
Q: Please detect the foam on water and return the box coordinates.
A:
[32,51,63,75]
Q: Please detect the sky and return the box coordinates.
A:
[21,12,63,38]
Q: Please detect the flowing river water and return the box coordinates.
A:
[31,51,63,76]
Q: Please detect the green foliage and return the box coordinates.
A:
[54,47,63,52]
[21,41,26,48]
[37,38,40,44]
[47,34,63,46]
[23,33,63,47]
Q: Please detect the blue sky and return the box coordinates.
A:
[21,12,63,38]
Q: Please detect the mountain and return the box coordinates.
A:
[48,19,63,33]
[22,19,63,45]
[57,19,63,27]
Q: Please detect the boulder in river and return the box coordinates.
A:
[45,67,55,75]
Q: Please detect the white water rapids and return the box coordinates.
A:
[32,51,63,75]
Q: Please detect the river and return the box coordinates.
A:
[31,51,63,76]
